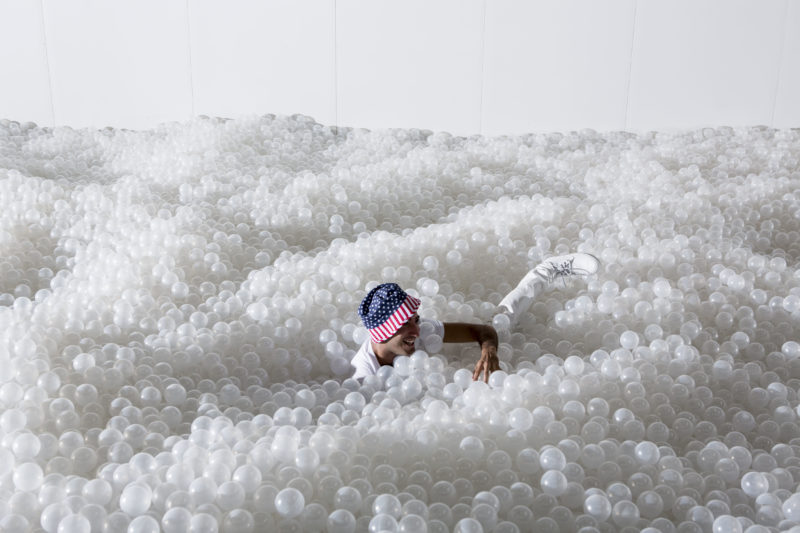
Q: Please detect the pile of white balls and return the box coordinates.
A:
[1,114,800,533]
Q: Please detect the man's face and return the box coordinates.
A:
[382,313,421,356]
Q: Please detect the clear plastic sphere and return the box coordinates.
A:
[540,470,568,496]
[373,494,402,518]
[275,488,305,518]
[327,509,356,533]
[119,484,152,516]
[14,462,43,491]
[128,515,161,533]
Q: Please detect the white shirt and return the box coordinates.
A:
[350,318,444,380]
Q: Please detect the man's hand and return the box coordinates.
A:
[442,322,500,383]
[473,342,500,383]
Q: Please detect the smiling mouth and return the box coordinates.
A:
[403,339,415,348]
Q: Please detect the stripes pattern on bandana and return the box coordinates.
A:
[359,283,421,343]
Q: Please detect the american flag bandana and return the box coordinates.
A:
[359,283,421,343]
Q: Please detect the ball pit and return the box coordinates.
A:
[1,115,800,532]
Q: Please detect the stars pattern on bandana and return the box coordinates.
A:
[359,283,421,343]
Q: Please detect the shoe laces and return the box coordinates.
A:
[537,258,577,285]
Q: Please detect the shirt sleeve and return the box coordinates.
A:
[350,340,379,380]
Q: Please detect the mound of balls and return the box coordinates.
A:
[1,115,800,533]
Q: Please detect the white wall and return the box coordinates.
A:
[1,0,797,135]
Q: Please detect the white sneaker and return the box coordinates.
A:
[532,253,600,285]
[499,253,600,317]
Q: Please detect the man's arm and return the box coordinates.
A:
[442,322,500,383]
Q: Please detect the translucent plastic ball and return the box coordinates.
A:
[634,441,660,465]
[223,509,254,533]
[712,515,742,533]
[516,448,541,475]
[583,494,612,521]
[41,503,71,533]
[14,462,43,491]
[421,278,439,297]
[611,500,640,527]
[57,514,91,533]
[162,507,193,533]
[369,513,398,533]
[399,514,427,533]
[540,470,568,496]
[636,490,664,518]
[216,481,246,511]
[344,392,366,412]
[189,478,217,507]
[230,465,261,495]
[0,515,30,532]
[504,407,531,430]
[334,487,363,514]
[459,436,485,461]
[105,512,131,532]
[119,483,152,516]
[327,509,356,533]
[493,522,520,533]
[128,515,161,533]
[82,479,113,506]
[275,488,305,518]
[454,369,473,389]
[471,502,499,530]
[783,493,800,522]
[564,356,584,376]
[253,485,278,514]
[402,377,423,400]
[373,494,402,518]
[79,504,106,533]
[620,331,640,349]
[189,513,219,533]
[492,314,511,332]
[423,256,440,271]
[454,517,485,533]
[741,472,769,497]
[539,448,567,471]
[13,432,41,460]
[164,383,187,405]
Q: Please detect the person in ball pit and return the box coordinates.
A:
[351,253,600,382]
